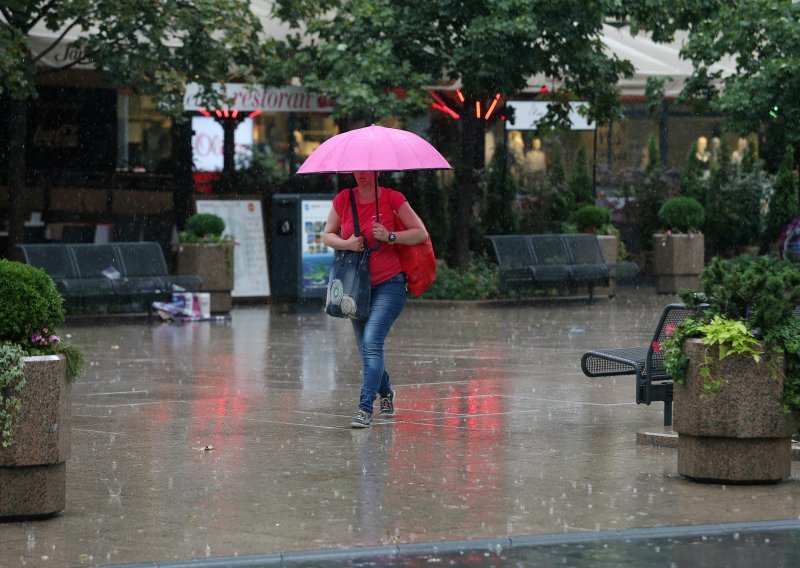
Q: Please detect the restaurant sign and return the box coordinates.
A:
[183,83,335,113]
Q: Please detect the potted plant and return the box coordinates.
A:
[0,259,85,518]
[573,204,623,298]
[663,254,800,483]
[653,196,706,293]
[176,213,235,313]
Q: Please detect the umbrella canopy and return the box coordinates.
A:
[295,125,451,174]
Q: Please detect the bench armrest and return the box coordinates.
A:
[581,346,648,378]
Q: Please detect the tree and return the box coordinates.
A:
[273,0,633,269]
[627,0,800,171]
[568,144,594,207]
[483,143,519,237]
[1,1,281,258]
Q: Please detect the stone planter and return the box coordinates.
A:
[0,355,71,518]
[176,243,234,313]
[674,339,793,484]
[596,234,619,298]
[652,233,704,294]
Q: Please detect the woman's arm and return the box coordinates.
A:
[376,201,428,245]
[321,206,365,252]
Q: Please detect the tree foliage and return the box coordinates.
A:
[627,0,800,169]
[0,0,280,109]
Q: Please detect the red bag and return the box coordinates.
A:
[393,211,436,296]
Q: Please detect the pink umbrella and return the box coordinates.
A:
[295,124,451,174]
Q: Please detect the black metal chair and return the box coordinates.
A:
[581,303,696,426]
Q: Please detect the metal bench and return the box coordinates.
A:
[18,242,202,311]
[580,303,696,426]
[486,233,612,302]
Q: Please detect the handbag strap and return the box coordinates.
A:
[348,188,361,237]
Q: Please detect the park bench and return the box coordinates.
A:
[486,233,618,302]
[580,303,696,426]
[18,242,202,311]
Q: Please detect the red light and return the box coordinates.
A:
[247,110,262,118]
[223,109,230,118]
[232,109,239,118]
[540,85,549,94]
[484,93,501,120]
[198,109,211,117]
[456,90,465,103]
[214,109,223,118]
[431,102,460,120]
[475,101,481,119]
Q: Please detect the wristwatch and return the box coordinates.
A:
[387,232,396,244]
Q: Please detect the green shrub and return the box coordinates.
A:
[181,213,227,244]
[0,260,65,344]
[420,256,500,300]
[658,197,705,233]
[573,205,611,233]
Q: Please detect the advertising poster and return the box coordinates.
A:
[300,199,334,296]
[195,199,270,297]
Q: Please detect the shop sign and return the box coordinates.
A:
[184,83,335,113]
[506,101,595,131]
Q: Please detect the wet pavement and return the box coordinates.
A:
[2,286,800,567]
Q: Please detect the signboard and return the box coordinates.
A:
[191,116,254,172]
[184,83,335,113]
[192,116,253,172]
[195,200,270,297]
[506,101,595,131]
[300,199,334,296]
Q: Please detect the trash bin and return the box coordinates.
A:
[270,193,334,301]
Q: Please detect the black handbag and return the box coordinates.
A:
[325,189,371,320]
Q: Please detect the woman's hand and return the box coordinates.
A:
[372,222,390,242]
[344,234,365,252]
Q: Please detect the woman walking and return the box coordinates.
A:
[322,171,428,427]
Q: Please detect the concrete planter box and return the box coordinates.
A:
[674,339,793,483]
[652,233,704,293]
[0,355,71,518]
[176,244,234,313]
[596,234,619,298]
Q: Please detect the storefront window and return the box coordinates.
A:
[117,93,173,173]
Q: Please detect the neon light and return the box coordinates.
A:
[484,93,501,120]
[198,109,211,117]
[431,102,460,120]
[232,109,239,118]
[430,91,449,107]
[247,110,262,118]
[475,101,481,119]
[456,90,465,103]
[223,109,230,118]
[214,109,223,118]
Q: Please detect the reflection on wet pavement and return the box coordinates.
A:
[1,287,799,567]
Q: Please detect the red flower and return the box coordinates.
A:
[652,341,661,353]
[664,323,677,337]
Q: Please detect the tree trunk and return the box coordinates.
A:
[453,103,485,271]
[7,97,27,261]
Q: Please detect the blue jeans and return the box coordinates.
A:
[351,273,407,413]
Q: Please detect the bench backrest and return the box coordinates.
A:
[528,235,571,266]
[647,303,696,377]
[18,244,79,279]
[563,234,605,266]
[71,243,124,279]
[486,235,535,270]
[116,242,168,277]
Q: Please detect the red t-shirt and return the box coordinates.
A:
[333,187,406,285]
